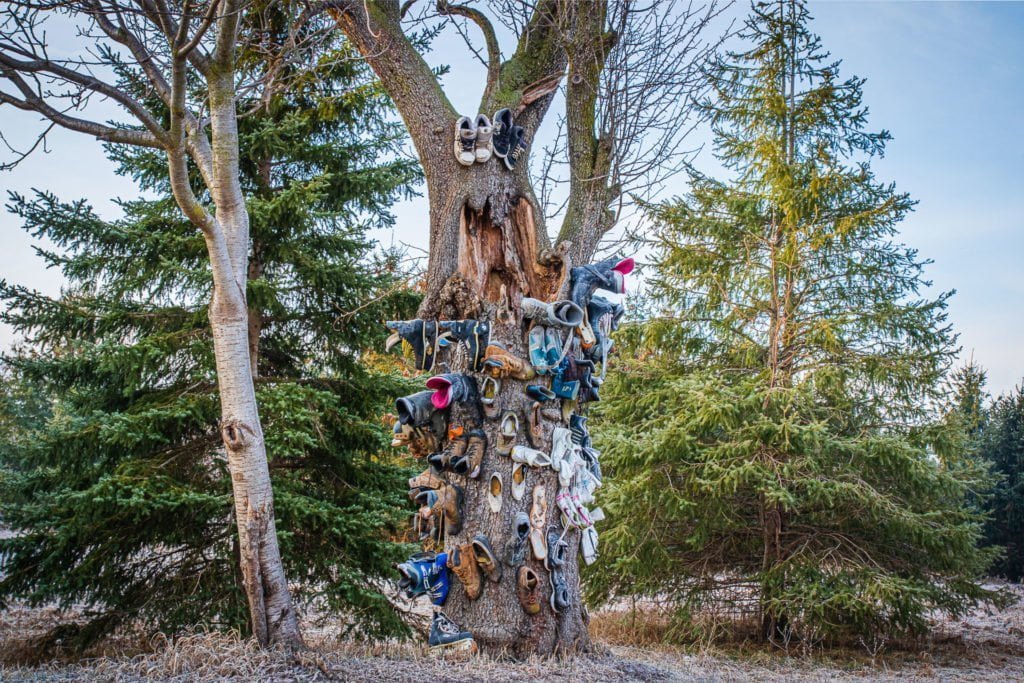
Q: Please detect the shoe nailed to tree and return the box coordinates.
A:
[505,511,531,567]
[503,125,528,171]
[450,428,486,479]
[529,484,548,561]
[480,376,501,419]
[517,566,542,615]
[429,611,477,655]
[569,256,635,310]
[474,114,493,162]
[438,319,490,372]
[472,533,503,583]
[511,445,551,468]
[488,472,503,513]
[448,542,483,600]
[496,411,519,455]
[511,461,527,501]
[454,115,477,166]
[385,319,448,371]
[521,297,585,328]
[396,390,442,428]
[426,373,480,411]
[528,325,549,374]
[580,526,599,566]
[483,343,536,380]
[491,108,513,158]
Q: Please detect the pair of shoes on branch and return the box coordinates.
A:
[459,108,528,170]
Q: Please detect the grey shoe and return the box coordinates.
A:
[474,114,493,162]
[504,511,530,567]
[454,116,476,166]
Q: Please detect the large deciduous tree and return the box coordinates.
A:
[0,24,419,646]
[588,0,1002,646]
[325,0,720,655]
[0,0,359,647]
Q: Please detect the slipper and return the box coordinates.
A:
[511,462,527,501]
[487,472,503,513]
[529,485,548,561]
[496,411,518,455]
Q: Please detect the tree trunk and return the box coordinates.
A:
[421,163,591,656]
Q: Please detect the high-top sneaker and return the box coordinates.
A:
[454,116,477,166]
[428,611,477,655]
[491,108,513,158]
[438,319,490,371]
[384,319,448,371]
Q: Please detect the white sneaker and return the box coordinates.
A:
[454,116,476,166]
[511,445,551,468]
[474,114,493,163]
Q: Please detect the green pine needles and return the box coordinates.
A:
[0,24,420,646]
[589,0,1004,646]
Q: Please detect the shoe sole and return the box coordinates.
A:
[549,569,560,613]
[429,637,478,657]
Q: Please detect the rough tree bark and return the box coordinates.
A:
[0,0,302,648]
[328,0,662,656]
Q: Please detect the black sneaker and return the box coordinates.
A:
[491,108,513,158]
[504,125,528,171]
[429,611,477,654]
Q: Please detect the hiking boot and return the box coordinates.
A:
[409,467,445,492]
[428,482,464,535]
[521,297,585,328]
[474,114,493,162]
[450,428,486,478]
[427,433,468,473]
[385,319,448,371]
[448,542,482,600]
[495,411,519,455]
[429,611,477,654]
[511,461,527,501]
[425,373,479,411]
[569,257,634,309]
[454,116,476,166]
[511,445,551,468]
[491,108,513,158]
[503,125,528,171]
[517,566,542,615]
[438,319,490,372]
[488,472,503,513]
[480,376,501,419]
[504,511,531,566]
[483,343,536,380]
[549,565,570,614]
[529,485,548,561]
[472,534,503,583]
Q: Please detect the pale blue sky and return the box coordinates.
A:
[1,1,1022,396]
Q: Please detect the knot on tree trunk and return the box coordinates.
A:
[222,418,251,452]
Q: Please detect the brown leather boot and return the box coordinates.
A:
[408,467,445,491]
[483,343,536,380]
[447,542,482,600]
[435,483,464,535]
[517,566,542,614]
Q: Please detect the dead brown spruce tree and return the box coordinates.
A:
[327,0,721,656]
[0,0,345,648]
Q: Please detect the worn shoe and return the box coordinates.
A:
[569,256,634,309]
[511,445,551,468]
[480,376,501,419]
[581,526,599,565]
[569,413,591,448]
[517,566,542,615]
[450,428,486,479]
[503,125,528,171]
[396,551,449,605]
[474,114,493,162]
[447,542,482,600]
[528,325,549,374]
[429,611,477,654]
[397,390,441,428]
[526,384,556,402]
[511,461,527,501]
[454,116,476,166]
[505,511,531,567]
[427,433,467,473]
[487,472,503,513]
[385,319,448,371]
[529,485,548,561]
[491,108,513,158]
[545,528,569,572]
[472,534,502,583]
[425,373,479,411]
[527,402,543,447]
[549,564,570,614]
[550,427,573,478]
[521,297,585,328]
[438,319,490,372]
[434,483,465,535]
[545,327,566,369]
[551,374,579,401]
[495,411,519,455]
[409,467,445,493]
[483,343,536,380]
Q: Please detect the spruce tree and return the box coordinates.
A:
[975,384,1024,580]
[589,0,1002,645]
[0,34,419,645]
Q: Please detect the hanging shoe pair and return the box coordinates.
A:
[438,319,490,372]
[454,114,494,165]
[385,319,449,371]
[447,533,502,601]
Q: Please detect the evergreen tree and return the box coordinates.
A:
[589,0,1002,645]
[975,384,1024,580]
[0,30,419,645]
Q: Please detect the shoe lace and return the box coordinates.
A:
[437,617,459,635]
[460,137,475,152]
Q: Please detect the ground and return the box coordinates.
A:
[1,583,1022,681]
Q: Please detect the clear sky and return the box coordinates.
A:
[1,1,1022,396]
